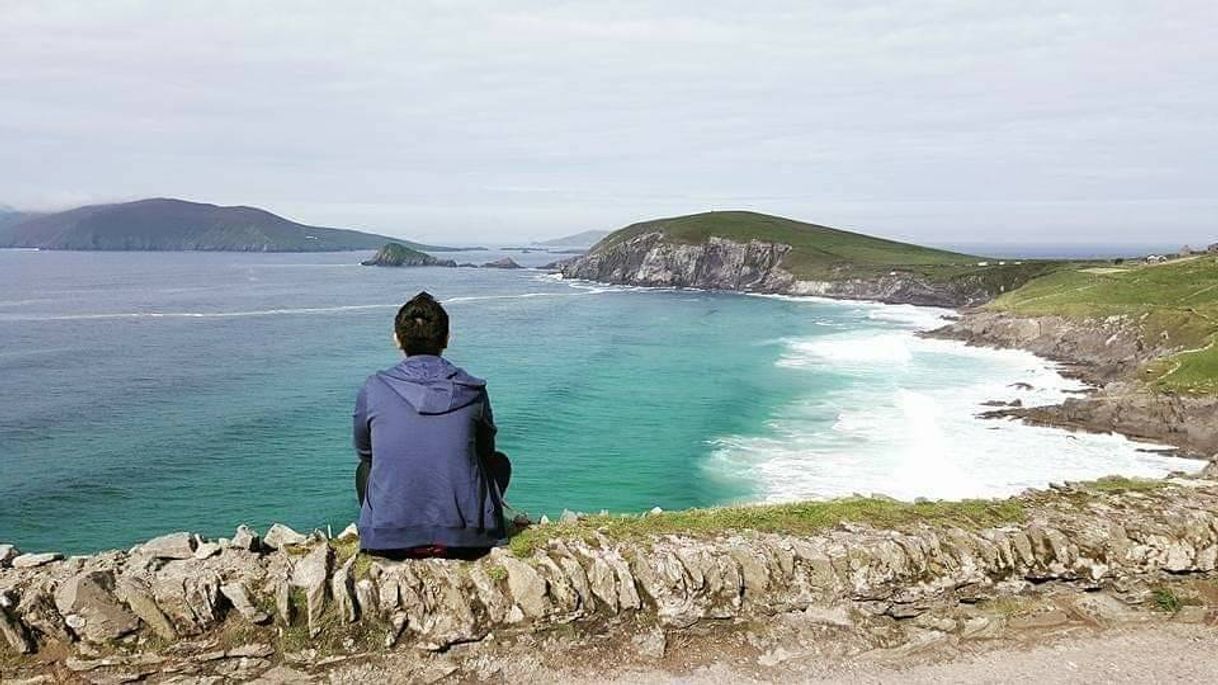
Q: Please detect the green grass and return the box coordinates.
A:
[1151,587,1183,613]
[507,495,1027,556]
[1085,476,1170,493]
[989,256,1218,394]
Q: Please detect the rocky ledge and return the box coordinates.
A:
[559,232,1033,307]
[4,474,1218,682]
[930,311,1218,456]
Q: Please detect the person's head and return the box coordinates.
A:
[394,291,449,356]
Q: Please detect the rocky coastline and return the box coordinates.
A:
[4,474,1218,682]
[929,311,1218,457]
[560,233,1216,458]
[559,232,1038,307]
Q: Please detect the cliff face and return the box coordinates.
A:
[3,477,1218,680]
[561,233,796,292]
[931,311,1218,456]
[560,232,1010,307]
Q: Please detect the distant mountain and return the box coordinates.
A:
[0,206,29,236]
[0,198,457,252]
[533,230,610,249]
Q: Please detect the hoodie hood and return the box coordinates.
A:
[375,355,486,415]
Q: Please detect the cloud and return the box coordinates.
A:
[0,1,1214,245]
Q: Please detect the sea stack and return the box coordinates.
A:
[482,257,523,269]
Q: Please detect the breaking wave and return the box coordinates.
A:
[707,301,1200,502]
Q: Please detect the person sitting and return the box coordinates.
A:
[352,291,510,560]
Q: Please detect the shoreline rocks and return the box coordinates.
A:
[930,310,1218,457]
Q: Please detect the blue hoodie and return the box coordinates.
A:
[353,355,505,550]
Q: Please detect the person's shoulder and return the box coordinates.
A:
[448,362,488,389]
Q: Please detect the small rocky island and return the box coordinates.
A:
[361,242,456,268]
[481,257,523,269]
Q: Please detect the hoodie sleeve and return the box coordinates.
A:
[353,383,372,463]
[475,388,497,461]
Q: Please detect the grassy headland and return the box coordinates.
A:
[594,210,1060,288]
[988,256,1218,394]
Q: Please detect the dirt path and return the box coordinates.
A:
[592,624,1218,684]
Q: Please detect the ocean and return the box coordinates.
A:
[0,249,1199,554]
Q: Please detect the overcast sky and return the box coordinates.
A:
[1,1,1215,247]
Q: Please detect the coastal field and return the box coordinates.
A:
[989,256,1218,394]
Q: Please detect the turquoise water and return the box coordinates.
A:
[0,250,1198,554]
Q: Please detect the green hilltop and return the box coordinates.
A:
[991,256,1218,394]
[595,210,1058,286]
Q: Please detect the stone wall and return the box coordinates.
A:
[3,476,1218,679]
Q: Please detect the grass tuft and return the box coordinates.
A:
[1152,587,1182,613]
[1086,476,1169,493]
[507,496,1026,557]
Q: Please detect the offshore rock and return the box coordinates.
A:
[482,257,523,269]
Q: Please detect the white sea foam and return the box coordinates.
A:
[707,301,1201,502]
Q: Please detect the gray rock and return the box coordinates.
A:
[219,582,271,625]
[54,571,141,643]
[0,543,19,567]
[332,555,358,623]
[632,628,666,659]
[354,578,378,621]
[1200,456,1218,481]
[492,550,548,619]
[230,525,260,552]
[290,544,332,637]
[560,509,579,523]
[114,576,177,640]
[140,532,196,560]
[227,642,274,658]
[0,593,35,654]
[12,552,63,569]
[336,523,359,541]
[263,523,307,550]
[193,542,222,560]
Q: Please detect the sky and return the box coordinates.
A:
[1,1,1215,247]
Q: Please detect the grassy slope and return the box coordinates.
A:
[990,256,1218,394]
[596,211,1059,289]
[600,211,977,278]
